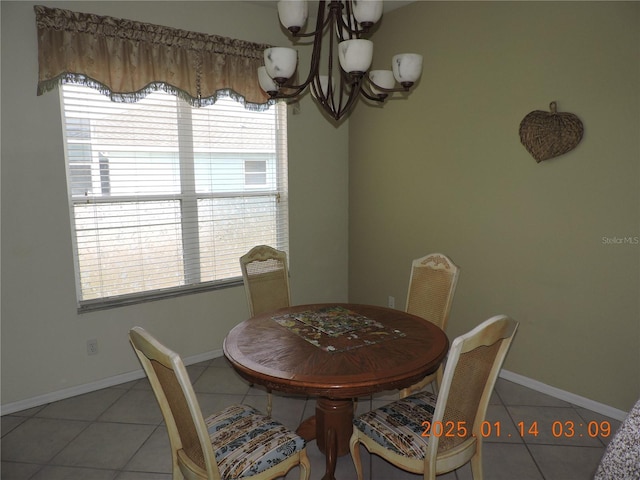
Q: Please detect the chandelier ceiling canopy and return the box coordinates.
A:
[258,0,423,121]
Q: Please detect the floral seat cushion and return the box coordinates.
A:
[206,404,306,479]
[353,391,438,460]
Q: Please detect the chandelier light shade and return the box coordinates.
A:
[258,66,279,93]
[392,53,423,86]
[264,47,299,84]
[277,0,309,30]
[258,0,423,121]
[368,69,395,95]
[338,39,373,73]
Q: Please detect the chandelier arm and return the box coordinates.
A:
[304,0,328,91]
[336,76,364,118]
[326,9,340,113]
[306,2,340,116]
[288,2,334,39]
[268,86,308,99]
[335,65,350,116]
[337,23,367,38]
[337,1,369,39]
[270,1,328,99]
[310,80,322,100]
[359,88,385,103]
[367,77,413,94]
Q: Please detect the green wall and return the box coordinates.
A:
[349,1,639,412]
[1,1,349,410]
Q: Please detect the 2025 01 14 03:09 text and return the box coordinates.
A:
[420,420,611,439]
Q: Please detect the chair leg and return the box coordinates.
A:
[298,449,311,480]
[349,431,365,480]
[434,365,443,394]
[399,386,410,399]
[266,392,273,417]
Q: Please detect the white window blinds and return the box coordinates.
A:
[60,84,289,311]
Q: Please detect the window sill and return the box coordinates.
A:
[77,278,244,313]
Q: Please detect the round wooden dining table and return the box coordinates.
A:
[223,303,449,480]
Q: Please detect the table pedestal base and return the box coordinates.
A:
[296,397,354,480]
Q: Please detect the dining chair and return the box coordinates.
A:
[129,327,311,480]
[240,245,291,317]
[400,252,460,397]
[240,245,291,415]
[349,315,518,480]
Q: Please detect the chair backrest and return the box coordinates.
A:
[240,245,291,316]
[425,315,518,463]
[129,327,221,480]
[405,253,460,330]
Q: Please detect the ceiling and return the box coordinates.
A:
[254,1,415,15]
[378,1,415,14]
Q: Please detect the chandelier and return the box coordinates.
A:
[258,0,423,121]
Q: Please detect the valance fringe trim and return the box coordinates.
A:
[38,73,275,111]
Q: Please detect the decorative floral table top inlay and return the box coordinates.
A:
[273,306,405,353]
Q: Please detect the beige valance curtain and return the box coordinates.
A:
[35,5,272,109]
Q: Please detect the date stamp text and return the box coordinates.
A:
[421,420,611,439]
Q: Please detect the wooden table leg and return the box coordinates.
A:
[315,397,354,480]
[323,427,337,480]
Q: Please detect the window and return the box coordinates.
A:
[244,160,267,186]
[60,84,288,311]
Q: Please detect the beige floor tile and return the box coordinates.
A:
[288,441,364,480]
[528,444,605,480]
[124,426,172,474]
[574,407,621,447]
[483,403,524,444]
[494,380,572,407]
[0,461,43,479]
[98,390,163,425]
[115,472,171,479]
[52,422,155,470]
[192,365,251,394]
[36,388,126,422]
[507,405,603,447]
[1,415,28,437]
[457,443,544,480]
[31,465,118,480]
[195,392,247,416]
[1,358,616,480]
[1,418,89,463]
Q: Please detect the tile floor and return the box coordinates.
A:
[2,356,618,480]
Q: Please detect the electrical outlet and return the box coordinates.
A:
[87,339,99,355]
[388,296,395,308]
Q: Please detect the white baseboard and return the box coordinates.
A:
[0,349,222,416]
[499,369,628,421]
[1,357,628,420]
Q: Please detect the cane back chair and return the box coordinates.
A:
[239,245,291,415]
[240,245,291,317]
[401,253,460,397]
[129,327,310,480]
[350,315,518,480]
